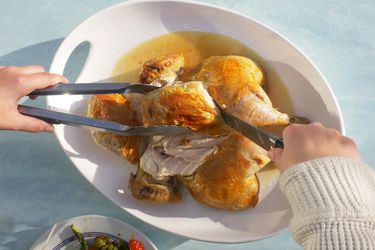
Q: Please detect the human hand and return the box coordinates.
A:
[0,65,68,132]
[268,122,361,172]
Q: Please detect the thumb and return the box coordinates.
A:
[268,148,283,163]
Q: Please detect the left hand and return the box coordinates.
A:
[0,65,68,132]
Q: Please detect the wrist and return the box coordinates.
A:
[279,156,375,218]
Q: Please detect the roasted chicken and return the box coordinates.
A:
[88,53,304,210]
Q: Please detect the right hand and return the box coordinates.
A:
[268,122,361,172]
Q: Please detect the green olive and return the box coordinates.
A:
[93,236,107,248]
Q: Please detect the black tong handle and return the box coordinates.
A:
[28,83,159,96]
[19,104,124,130]
[18,105,192,136]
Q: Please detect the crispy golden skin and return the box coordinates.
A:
[87,94,145,164]
[192,55,291,126]
[89,54,287,208]
[179,133,269,210]
[129,166,181,203]
[139,53,184,84]
[140,81,227,134]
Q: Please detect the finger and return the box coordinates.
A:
[18,72,69,96]
[5,65,46,75]
[0,66,6,70]
[268,148,283,163]
[12,113,54,133]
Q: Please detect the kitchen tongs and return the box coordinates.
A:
[19,83,192,136]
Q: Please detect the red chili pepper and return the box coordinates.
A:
[129,239,144,250]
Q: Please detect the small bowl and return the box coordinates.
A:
[30,215,157,250]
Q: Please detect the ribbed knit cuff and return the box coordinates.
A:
[280,157,375,222]
[279,157,375,249]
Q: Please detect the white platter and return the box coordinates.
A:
[48,0,344,243]
[30,215,157,250]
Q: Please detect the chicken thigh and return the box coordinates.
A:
[191,55,305,126]
[179,133,269,210]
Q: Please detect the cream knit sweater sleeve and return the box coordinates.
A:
[279,157,375,249]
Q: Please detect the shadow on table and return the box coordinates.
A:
[0,38,90,83]
[0,38,63,69]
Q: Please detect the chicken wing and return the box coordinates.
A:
[87,94,146,164]
[128,166,181,203]
[139,53,184,84]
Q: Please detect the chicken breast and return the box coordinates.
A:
[140,81,228,134]
[87,94,146,164]
[191,55,292,126]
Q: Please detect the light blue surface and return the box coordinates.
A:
[0,0,374,249]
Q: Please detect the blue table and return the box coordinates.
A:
[0,0,374,249]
